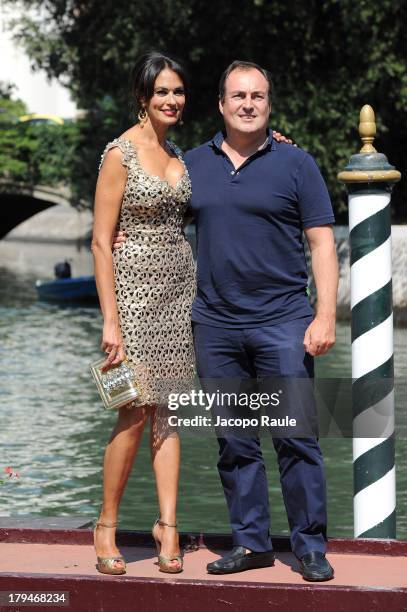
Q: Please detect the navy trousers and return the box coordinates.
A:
[193,317,328,558]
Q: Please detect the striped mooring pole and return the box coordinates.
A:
[338,105,401,538]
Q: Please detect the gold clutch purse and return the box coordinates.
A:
[90,357,143,410]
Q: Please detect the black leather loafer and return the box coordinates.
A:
[298,551,334,581]
[207,546,275,575]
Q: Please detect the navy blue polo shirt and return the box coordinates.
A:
[184,130,335,328]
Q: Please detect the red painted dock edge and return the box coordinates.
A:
[1,574,406,612]
[1,529,407,612]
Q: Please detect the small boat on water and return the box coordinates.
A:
[36,275,98,303]
[36,261,98,303]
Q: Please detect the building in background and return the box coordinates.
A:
[0,3,77,118]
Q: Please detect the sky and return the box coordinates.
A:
[0,3,77,118]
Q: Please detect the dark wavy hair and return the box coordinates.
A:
[219,60,273,105]
[131,52,189,114]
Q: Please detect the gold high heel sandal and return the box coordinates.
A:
[93,520,126,575]
[152,518,183,573]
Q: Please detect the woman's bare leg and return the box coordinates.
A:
[94,404,151,566]
[150,408,181,568]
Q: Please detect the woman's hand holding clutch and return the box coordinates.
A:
[101,321,126,371]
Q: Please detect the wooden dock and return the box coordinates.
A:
[0,523,406,611]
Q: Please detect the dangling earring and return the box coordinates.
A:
[178,115,184,126]
[138,106,147,128]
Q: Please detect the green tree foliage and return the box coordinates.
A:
[0,82,27,122]
[5,0,407,219]
[0,84,79,194]
[0,119,79,187]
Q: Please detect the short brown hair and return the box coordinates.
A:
[219,60,273,104]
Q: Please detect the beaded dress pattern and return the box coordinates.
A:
[99,137,196,407]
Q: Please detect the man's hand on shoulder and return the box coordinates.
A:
[303,315,336,357]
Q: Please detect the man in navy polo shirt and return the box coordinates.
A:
[114,60,338,581]
[184,61,338,581]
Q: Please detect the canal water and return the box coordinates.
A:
[0,265,406,539]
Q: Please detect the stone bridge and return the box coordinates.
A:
[0,181,73,239]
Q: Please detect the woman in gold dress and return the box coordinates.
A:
[91,52,195,575]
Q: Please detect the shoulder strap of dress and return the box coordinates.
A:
[99,138,136,171]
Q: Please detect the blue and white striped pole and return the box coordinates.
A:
[338,105,401,538]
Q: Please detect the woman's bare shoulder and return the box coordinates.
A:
[99,143,125,170]
[118,126,143,146]
[99,139,134,179]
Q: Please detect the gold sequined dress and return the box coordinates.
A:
[99,137,196,406]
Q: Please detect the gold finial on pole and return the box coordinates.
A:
[338,105,401,184]
[359,105,377,154]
